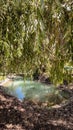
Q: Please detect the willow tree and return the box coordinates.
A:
[37,0,73,84]
[50,0,73,84]
[0,0,35,74]
[0,0,73,84]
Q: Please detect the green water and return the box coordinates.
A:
[4,80,55,99]
[5,79,70,105]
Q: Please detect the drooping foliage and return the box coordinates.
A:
[0,0,73,84]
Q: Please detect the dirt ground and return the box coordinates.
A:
[0,85,73,130]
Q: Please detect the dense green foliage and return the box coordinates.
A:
[0,0,73,84]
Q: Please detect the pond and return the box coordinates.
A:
[4,79,69,105]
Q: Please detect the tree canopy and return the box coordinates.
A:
[0,0,73,84]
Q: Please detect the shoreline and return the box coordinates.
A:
[0,78,12,86]
[0,85,73,130]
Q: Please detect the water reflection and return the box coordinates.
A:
[15,86,24,100]
[4,80,70,105]
[5,80,56,101]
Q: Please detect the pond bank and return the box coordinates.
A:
[0,85,73,130]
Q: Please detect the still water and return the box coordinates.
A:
[5,80,57,102]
